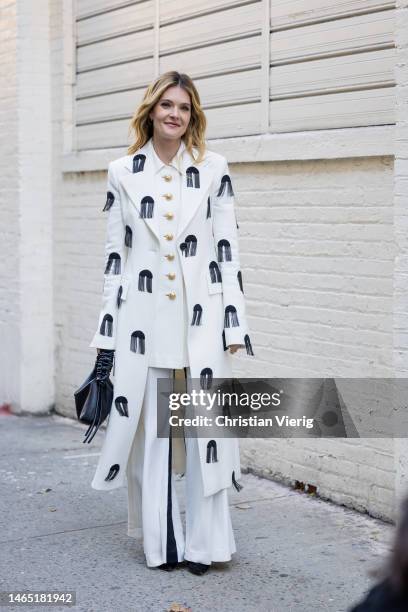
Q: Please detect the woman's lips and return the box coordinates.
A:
[165,122,180,127]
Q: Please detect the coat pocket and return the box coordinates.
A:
[207,271,223,295]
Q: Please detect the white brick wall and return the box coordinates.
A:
[52,153,396,519]
[232,157,394,379]
[230,156,395,521]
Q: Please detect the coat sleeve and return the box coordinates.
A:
[211,156,254,356]
[89,162,127,350]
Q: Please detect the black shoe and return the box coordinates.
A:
[157,561,179,571]
[185,560,210,575]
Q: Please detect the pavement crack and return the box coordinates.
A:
[0,520,128,544]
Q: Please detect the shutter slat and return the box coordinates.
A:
[270,10,394,64]
[269,88,395,132]
[76,70,261,123]
[76,102,262,149]
[270,0,395,29]
[270,48,395,98]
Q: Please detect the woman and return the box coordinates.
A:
[89,71,254,574]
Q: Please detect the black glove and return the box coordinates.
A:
[95,349,115,383]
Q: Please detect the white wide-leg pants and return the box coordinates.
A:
[126,366,236,568]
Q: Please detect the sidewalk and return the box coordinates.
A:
[0,411,394,612]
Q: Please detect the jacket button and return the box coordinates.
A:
[164,212,174,220]
[166,272,176,280]
[166,291,176,299]
[164,233,173,240]
[163,175,172,182]
[165,253,175,261]
[163,193,173,200]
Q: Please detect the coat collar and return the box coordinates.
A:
[119,137,212,243]
[148,137,185,176]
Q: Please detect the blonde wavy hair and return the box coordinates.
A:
[127,71,207,164]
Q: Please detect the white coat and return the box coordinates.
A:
[88,136,254,499]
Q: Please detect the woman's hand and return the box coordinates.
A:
[228,344,244,354]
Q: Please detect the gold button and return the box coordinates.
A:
[163,193,173,201]
[164,212,174,220]
[166,272,176,280]
[165,253,175,261]
[164,233,173,240]
[163,174,172,182]
[166,291,176,299]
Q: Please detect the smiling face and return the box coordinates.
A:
[149,85,192,141]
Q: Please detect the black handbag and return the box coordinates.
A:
[74,349,115,444]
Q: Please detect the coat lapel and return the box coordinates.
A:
[119,141,159,241]
[176,148,212,241]
[118,139,213,244]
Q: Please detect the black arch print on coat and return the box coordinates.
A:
[224,305,239,328]
[133,154,146,173]
[140,196,154,219]
[138,269,153,293]
[191,304,202,326]
[100,313,113,337]
[186,166,200,188]
[125,225,132,247]
[206,196,211,219]
[232,470,243,491]
[103,191,115,212]
[237,270,244,292]
[180,235,197,257]
[130,330,145,354]
[105,464,120,481]
[209,260,222,284]
[244,333,254,356]
[115,396,129,417]
[217,239,231,262]
[116,285,123,308]
[206,440,218,463]
[223,401,232,419]
[222,329,227,351]
[217,174,234,197]
[200,367,213,390]
[105,252,121,275]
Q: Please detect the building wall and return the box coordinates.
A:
[0,0,19,405]
[55,153,396,520]
[1,0,406,521]
[393,0,408,511]
[49,0,402,522]
[72,0,396,149]
[0,0,54,413]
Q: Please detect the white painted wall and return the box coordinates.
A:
[393,0,408,514]
[0,0,19,407]
[0,0,54,414]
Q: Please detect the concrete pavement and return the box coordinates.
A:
[0,411,394,612]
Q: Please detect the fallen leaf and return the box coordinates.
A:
[167,604,192,612]
[235,503,253,510]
